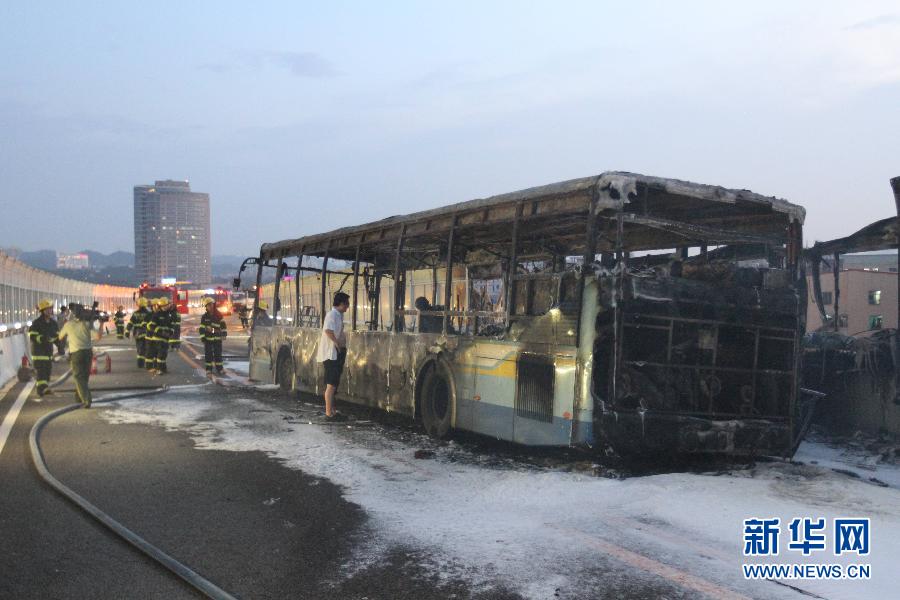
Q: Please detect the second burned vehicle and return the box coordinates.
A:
[239,172,807,457]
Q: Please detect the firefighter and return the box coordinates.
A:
[199,296,227,375]
[237,303,250,329]
[142,299,160,372]
[56,305,70,355]
[168,300,182,351]
[145,298,176,374]
[126,297,150,368]
[254,300,273,327]
[28,299,59,396]
[114,305,127,339]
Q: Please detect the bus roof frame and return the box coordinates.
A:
[259,171,805,262]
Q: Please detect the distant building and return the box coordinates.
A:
[56,253,90,270]
[133,180,211,285]
[839,253,898,272]
[807,256,898,334]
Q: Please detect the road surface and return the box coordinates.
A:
[1,315,898,599]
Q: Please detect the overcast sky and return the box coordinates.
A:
[1,1,898,256]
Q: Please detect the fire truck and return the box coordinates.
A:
[212,287,233,315]
[136,283,188,314]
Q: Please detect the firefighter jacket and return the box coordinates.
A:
[114,310,126,325]
[146,310,177,342]
[127,307,150,339]
[28,316,59,360]
[169,308,182,343]
[199,311,227,342]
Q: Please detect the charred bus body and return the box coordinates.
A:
[242,172,806,457]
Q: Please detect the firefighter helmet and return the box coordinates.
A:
[138,297,149,308]
[202,296,215,306]
[37,299,53,311]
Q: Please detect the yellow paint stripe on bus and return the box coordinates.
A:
[458,352,576,379]
[457,361,517,379]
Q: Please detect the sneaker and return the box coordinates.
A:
[325,412,348,422]
[43,388,54,396]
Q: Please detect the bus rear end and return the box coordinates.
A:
[594,265,802,457]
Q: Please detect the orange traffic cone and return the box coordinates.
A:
[90,355,98,375]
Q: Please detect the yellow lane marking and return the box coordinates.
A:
[0,382,35,457]
[554,526,751,600]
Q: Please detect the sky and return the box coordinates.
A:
[1,1,898,256]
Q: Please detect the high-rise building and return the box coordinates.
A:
[133,180,211,285]
[56,253,90,270]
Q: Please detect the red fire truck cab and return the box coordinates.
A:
[137,283,188,314]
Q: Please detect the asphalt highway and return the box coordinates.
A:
[0,316,524,600]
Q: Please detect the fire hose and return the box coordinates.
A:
[29,385,237,600]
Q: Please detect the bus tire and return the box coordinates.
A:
[419,362,453,439]
[276,350,293,394]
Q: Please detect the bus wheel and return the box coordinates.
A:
[277,352,293,393]
[420,364,452,438]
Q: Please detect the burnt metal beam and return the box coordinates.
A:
[810,257,828,325]
[393,225,407,333]
[617,213,784,246]
[293,254,303,324]
[832,252,840,333]
[351,245,361,331]
[443,217,457,335]
[891,176,900,403]
[503,202,523,323]
[320,242,330,326]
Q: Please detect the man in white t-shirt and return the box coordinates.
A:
[317,292,351,420]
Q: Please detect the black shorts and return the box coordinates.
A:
[323,349,346,387]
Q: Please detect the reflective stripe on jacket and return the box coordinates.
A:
[29,316,59,358]
[199,312,227,341]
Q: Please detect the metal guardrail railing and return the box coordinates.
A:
[0,250,135,338]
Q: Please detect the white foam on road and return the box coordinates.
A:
[795,438,900,490]
[224,360,249,376]
[100,392,900,599]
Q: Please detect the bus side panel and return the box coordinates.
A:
[249,326,276,382]
[278,324,579,447]
[466,341,516,441]
[387,332,450,417]
[291,327,320,394]
[451,340,478,431]
[344,331,390,407]
[453,340,580,446]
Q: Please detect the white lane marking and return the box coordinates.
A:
[0,382,35,458]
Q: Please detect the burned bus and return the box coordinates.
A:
[240,172,806,456]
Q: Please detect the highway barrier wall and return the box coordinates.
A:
[0,332,28,388]
[0,250,135,386]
